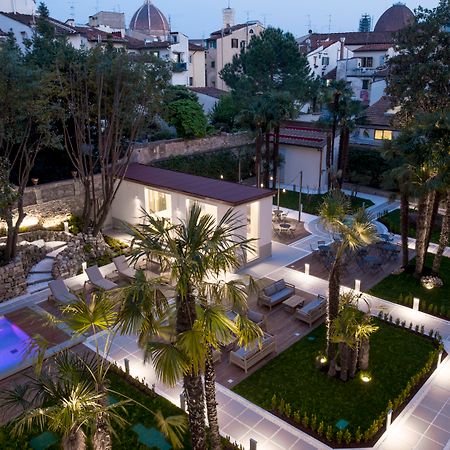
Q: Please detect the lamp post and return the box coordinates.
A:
[298,170,303,222]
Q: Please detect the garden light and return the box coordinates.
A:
[413,297,420,311]
[360,372,372,383]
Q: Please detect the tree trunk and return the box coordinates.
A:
[272,125,280,190]
[339,343,349,382]
[425,192,441,251]
[432,190,450,274]
[400,190,410,267]
[358,338,370,370]
[176,292,206,450]
[415,191,434,277]
[255,129,262,188]
[327,254,342,377]
[349,347,358,378]
[204,346,221,450]
[263,131,271,188]
[93,393,112,450]
[62,429,86,450]
[339,127,350,188]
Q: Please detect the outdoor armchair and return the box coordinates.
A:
[294,296,327,327]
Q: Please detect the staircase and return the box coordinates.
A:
[26,241,67,294]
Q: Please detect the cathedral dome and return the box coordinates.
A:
[129,0,169,38]
[374,3,415,32]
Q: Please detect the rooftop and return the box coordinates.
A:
[353,43,393,52]
[364,96,398,128]
[0,11,75,35]
[277,123,331,149]
[190,87,227,99]
[124,164,273,206]
[209,21,262,39]
[374,3,415,32]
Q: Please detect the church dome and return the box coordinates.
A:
[129,0,170,38]
[374,3,415,32]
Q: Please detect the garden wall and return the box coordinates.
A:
[132,132,254,165]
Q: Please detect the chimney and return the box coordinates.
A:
[223,7,235,29]
[339,37,346,60]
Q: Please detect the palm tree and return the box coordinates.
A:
[319,191,378,377]
[433,189,450,274]
[2,351,128,450]
[121,204,254,450]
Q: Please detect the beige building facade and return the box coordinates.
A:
[188,42,206,87]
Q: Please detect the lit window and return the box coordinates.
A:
[146,189,171,215]
[374,130,393,140]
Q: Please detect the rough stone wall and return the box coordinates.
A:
[52,233,111,279]
[18,230,72,244]
[132,132,254,165]
[0,244,47,301]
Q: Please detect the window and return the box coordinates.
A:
[146,189,171,216]
[189,55,192,63]
[360,57,373,68]
[231,38,238,48]
[152,51,159,58]
[322,56,330,66]
[211,60,215,68]
[362,79,369,90]
[189,77,193,86]
[207,40,216,49]
[374,130,393,140]
[240,40,246,49]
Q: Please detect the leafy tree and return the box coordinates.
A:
[51,47,170,235]
[221,27,318,186]
[318,191,378,376]
[167,99,208,138]
[210,94,241,132]
[164,85,199,104]
[387,0,450,126]
[0,33,51,262]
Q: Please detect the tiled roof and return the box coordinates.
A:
[323,67,337,80]
[210,21,262,38]
[124,164,273,206]
[190,87,227,99]
[353,43,392,52]
[0,12,75,35]
[189,42,204,51]
[298,31,394,54]
[277,124,330,149]
[74,26,126,43]
[126,36,170,49]
[364,96,397,127]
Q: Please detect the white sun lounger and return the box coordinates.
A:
[85,265,118,291]
[49,278,78,304]
[113,255,136,281]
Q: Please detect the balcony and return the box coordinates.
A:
[173,62,187,72]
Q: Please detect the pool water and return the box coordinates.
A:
[0,316,34,373]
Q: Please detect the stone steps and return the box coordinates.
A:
[47,245,68,259]
[29,257,54,274]
[27,281,51,294]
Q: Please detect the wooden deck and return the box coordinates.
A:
[215,279,324,387]
[272,217,310,245]
[288,242,414,292]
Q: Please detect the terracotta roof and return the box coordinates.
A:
[129,0,170,36]
[210,21,262,38]
[190,87,227,99]
[353,43,392,52]
[323,67,337,80]
[189,42,204,51]
[0,12,75,35]
[374,3,415,32]
[124,164,273,206]
[277,125,330,149]
[74,26,126,43]
[364,96,397,127]
[298,31,394,54]
[126,36,170,50]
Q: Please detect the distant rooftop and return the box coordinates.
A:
[190,87,227,99]
[277,123,331,149]
[124,164,273,206]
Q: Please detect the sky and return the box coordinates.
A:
[44,0,439,38]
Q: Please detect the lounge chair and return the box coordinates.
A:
[113,255,136,281]
[294,296,327,327]
[85,265,118,291]
[49,279,77,304]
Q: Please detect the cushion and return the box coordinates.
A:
[233,345,258,360]
[264,284,277,297]
[248,310,264,324]
[275,280,286,291]
[300,298,324,315]
[270,289,291,303]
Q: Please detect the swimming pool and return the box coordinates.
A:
[0,316,34,373]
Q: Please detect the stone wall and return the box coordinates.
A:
[0,244,47,301]
[132,132,254,165]
[52,233,111,279]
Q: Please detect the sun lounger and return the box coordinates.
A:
[85,265,118,291]
[48,278,78,304]
[113,255,136,281]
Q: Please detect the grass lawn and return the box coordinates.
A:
[369,254,450,318]
[0,370,191,450]
[274,190,374,215]
[378,209,442,244]
[233,321,435,434]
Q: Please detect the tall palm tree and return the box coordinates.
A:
[319,191,378,377]
[121,204,254,450]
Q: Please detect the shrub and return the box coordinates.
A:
[293,410,301,423]
[343,429,352,444]
[278,398,285,415]
[104,235,128,254]
[310,414,317,431]
[336,429,343,444]
[301,412,309,428]
[420,325,425,335]
[167,99,208,138]
[395,318,400,326]
[325,425,334,442]
[317,421,324,436]
[401,320,406,327]
[271,394,277,411]
[68,214,85,234]
[354,427,362,443]
[284,403,292,418]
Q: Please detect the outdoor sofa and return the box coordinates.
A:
[229,333,276,373]
[226,309,267,331]
[258,279,295,310]
[294,295,327,327]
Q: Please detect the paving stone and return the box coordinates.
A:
[30,258,54,273]
[425,425,450,445]
[222,419,250,442]
[27,281,50,294]
[236,408,263,428]
[27,272,52,284]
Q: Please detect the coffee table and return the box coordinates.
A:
[282,294,305,313]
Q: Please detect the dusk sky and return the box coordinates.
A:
[44,0,439,38]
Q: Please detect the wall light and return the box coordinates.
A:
[305,263,310,275]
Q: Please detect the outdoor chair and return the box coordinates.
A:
[85,265,118,291]
[113,255,136,281]
[49,279,77,304]
[294,296,327,327]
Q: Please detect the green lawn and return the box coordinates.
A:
[369,254,450,318]
[273,190,374,215]
[0,370,191,450]
[233,321,435,435]
[378,209,442,244]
